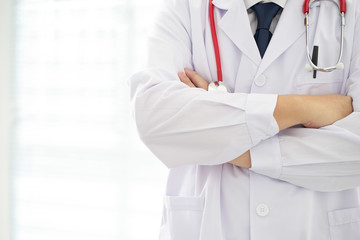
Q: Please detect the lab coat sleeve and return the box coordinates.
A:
[129,0,279,168]
[250,8,360,192]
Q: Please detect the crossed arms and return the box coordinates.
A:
[178,69,353,169]
[130,0,360,192]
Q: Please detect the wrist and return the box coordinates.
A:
[228,151,251,168]
[274,95,304,131]
[297,95,309,125]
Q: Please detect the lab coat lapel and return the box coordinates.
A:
[256,0,304,76]
[213,0,261,65]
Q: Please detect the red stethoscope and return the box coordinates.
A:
[208,0,347,91]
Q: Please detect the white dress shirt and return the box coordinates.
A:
[245,0,287,9]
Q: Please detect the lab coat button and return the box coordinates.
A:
[256,204,270,217]
[255,75,266,87]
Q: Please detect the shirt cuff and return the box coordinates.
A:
[245,93,279,145]
[250,135,282,179]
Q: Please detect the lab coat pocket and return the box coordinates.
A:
[164,195,205,240]
[296,71,344,95]
[328,207,360,240]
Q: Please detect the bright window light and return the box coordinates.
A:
[12,0,167,239]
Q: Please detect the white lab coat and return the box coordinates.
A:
[130,0,360,239]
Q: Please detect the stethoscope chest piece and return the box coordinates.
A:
[208,81,229,92]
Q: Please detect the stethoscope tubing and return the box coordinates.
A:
[303,0,346,13]
[209,0,347,83]
[304,0,346,72]
[209,0,223,82]
[305,11,345,72]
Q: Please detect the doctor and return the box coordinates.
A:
[130,0,360,239]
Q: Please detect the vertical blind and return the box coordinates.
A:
[13,0,167,239]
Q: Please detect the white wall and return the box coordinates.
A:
[0,0,13,239]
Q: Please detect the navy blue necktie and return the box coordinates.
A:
[251,2,281,58]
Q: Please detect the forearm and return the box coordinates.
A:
[250,120,360,192]
[131,69,280,168]
[230,94,353,168]
[273,95,304,130]
[274,94,353,130]
[179,69,354,169]
[229,151,251,168]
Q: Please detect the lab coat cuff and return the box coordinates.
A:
[245,94,279,145]
[250,135,282,179]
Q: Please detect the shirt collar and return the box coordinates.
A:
[244,0,287,9]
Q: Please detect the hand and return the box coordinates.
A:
[274,94,353,130]
[178,68,209,90]
[301,94,353,128]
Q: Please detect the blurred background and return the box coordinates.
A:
[0,0,168,239]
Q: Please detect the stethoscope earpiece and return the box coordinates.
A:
[305,64,313,72]
[305,62,345,72]
[336,62,345,70]
[304,0,346,73]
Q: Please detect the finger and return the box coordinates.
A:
[184,68,209,90]
[178,71,196,88]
